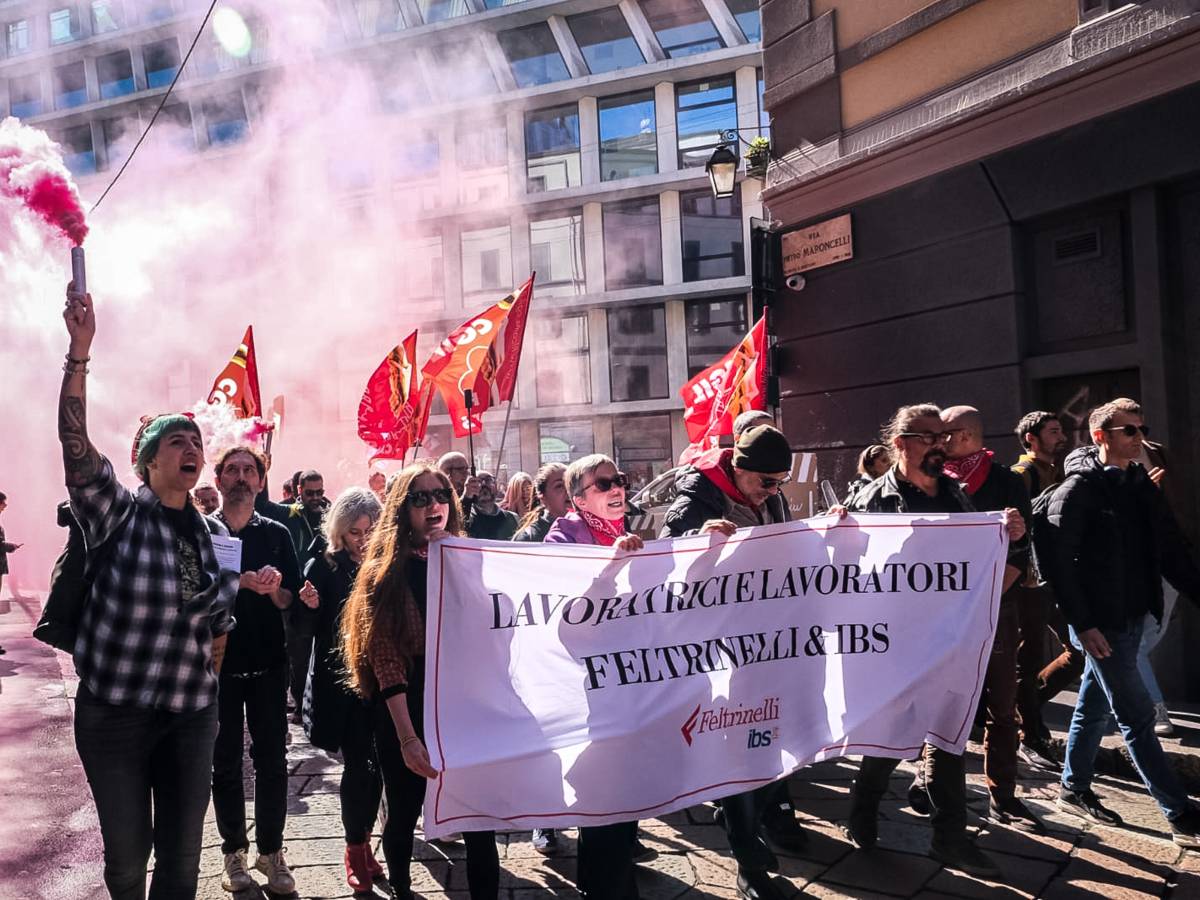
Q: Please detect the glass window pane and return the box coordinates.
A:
[681,188,745,282]
[641,0,723,58]
[540,419,594,463]
[525,104,580,193]
[535,315,591,406]
[97,50,135,100]
[61,124,96,175]
[613,414,673,491]
[203,92,249,145]
[420,0,470,23]
[92,2,123,34]
[608,305,669,401]
[725,0,760,42]
[429,41,495,101]
[355,0,403,36]
[9,73,43,117]
[6,20,31,55]
[484,0,527,7]
[375,57,428,113]
[400,233,443,299]
[676,75,737,169]
[144,38,182,88]
[462,224,512,294]
[155,102,195,151]
[458,121,506,170]
[49,8,81,44]
[568,7,644,75]
[145,2,174,23]
[757,67,768,133]
[598,91,657,182]
[499,23,570,88]
[530,211,585,297]
[54,62,88,109]
[685,296,747,378]
[603,197,662,289]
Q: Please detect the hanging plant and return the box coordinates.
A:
[745,137,771,179]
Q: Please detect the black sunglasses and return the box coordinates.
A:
[1104,424,1150,438]
[759,474,792,490]
[579,473,629,495]
[407,487,453,508]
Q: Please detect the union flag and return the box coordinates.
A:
[680,315,767,445]
[358,330,428,461]
[207,326,262,419]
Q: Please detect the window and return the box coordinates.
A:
[681,188,745,282]
[203,92,249,146]
[144,38,182,89]
[499,23,570,88]
[398,130,439,178]
[420,0,470,23]
[608,305,669,401]
[145,2,174,22]
[483,0,526,7]
[530,211,585,297]
[757,68,768,133]
[462,225,512,293]
[641,0,723,58]
[92,1,123,34]
[9,74,43,117]
[725,0,761,42]
[458,122,507,170]
[603,197,662,289]
[568,7,644,75]
[376,58,428,113]
[598,91,657,182]
[429,41,495,101]
[102,117,133,169]
[355,0,403,36]
[154,102,194,151]
[525,104,580,193]
[60,124,96,176]
[540,419,594,463]
[685,296,748,377]
[535,315,591,406]
[54,62,88,110]
[402,233,443,299]
[49,7,81,44]
[613,414,673,491]
[677,76,737,169]
[6,19,31,55]
[97,50,135,100]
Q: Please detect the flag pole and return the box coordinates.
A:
[464,389,477,476]
[494,400,514,481]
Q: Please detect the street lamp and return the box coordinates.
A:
[705,144,739,199]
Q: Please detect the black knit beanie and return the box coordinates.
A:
[732,425,792,474]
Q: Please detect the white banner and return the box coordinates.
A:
[422,512,1008,837]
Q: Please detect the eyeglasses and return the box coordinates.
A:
[899,431,952,446]
[302,489,325,498]
[407,487,453,508]
[1104,424,1150,438]
[759,475,792,490]
[579,473,629,495]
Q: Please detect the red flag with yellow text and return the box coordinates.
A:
[358,331,426,461]
[680,315,767,444]
[207,326,262,418]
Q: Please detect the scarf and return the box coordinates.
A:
[944,448,993,496]
[578,509,626,546]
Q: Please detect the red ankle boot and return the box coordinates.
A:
[345,842,373,892]
[364,842,385,878]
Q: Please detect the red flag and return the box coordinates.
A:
[680,316,767,444]
[207,326,262,418]
[358,331,425,461]
[422,276,535,438]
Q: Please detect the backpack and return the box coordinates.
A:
[1027,480,1064,588]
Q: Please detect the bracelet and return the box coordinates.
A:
[62,359,89,375]
[66,353,91,364]
[400,734,421,750]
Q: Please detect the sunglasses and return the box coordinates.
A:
[407,487,453,508]
[1104,424,1150,438]
[899,431,952,446]
[759,475,792,490]
[579,473,629,495]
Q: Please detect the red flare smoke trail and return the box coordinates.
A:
[0,118,89,246]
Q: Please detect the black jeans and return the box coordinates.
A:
[340,700,384,845]
[853,746,967,842]
[74,684,218,900]
[577,821,638,900]
[720,780,790,871]
[376,693,499,898]
[285,608,316,710]
[211,665,289,855]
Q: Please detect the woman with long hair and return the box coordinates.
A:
[513,463,568,544]
[340,465,499,900]
[296,487,384,892]
[501,471,534,518]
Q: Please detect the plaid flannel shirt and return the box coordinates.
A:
[69,456,238,712]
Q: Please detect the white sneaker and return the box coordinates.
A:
[1155,702,1176,737]
[255,848,296,894]
[222,849,255,892]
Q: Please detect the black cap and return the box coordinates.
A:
[732,425,792,474]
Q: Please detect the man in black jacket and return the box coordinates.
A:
[846,404,1025,881]
[1048,398,1200,845]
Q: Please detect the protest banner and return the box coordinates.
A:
[422,512,1008,837]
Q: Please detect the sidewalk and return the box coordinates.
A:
[3,592,1199,899]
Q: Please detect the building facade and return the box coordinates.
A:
[0,0,769,492]
[761,0,1200,698]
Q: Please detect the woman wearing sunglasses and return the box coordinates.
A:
[340,466,499,900]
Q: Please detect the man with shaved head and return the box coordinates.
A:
[941,405,1040,833]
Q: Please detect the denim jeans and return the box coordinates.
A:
[211,665,289,855]
[74,684,218,900]
[1062,619,1189,821]
[1136,585,1178,706]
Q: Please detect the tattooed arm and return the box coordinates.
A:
[60,285,101,487]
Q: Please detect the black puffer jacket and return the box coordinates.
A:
[1047,446,1200,633]
[660,466,789,538]
[514,509,554,543]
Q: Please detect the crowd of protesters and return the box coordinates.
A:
[31,282,1200,899]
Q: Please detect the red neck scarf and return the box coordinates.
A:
[944,448,994,496]
[578,509,625,546]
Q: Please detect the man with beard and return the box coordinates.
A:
[193,482,219,516]
[438,451,481,518]
[1011,411,1081,768]
[211,446,302,895]
[467,472,519,540]
[844,403,1025,881]
[939,406,1041,833]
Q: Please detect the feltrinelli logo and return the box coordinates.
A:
[680,697,781,746]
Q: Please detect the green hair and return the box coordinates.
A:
[134,414,201,482]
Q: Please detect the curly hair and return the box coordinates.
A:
[339,464,462,698]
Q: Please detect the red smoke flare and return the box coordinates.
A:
[0,119,89,246]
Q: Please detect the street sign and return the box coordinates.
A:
[782,213,853,274]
